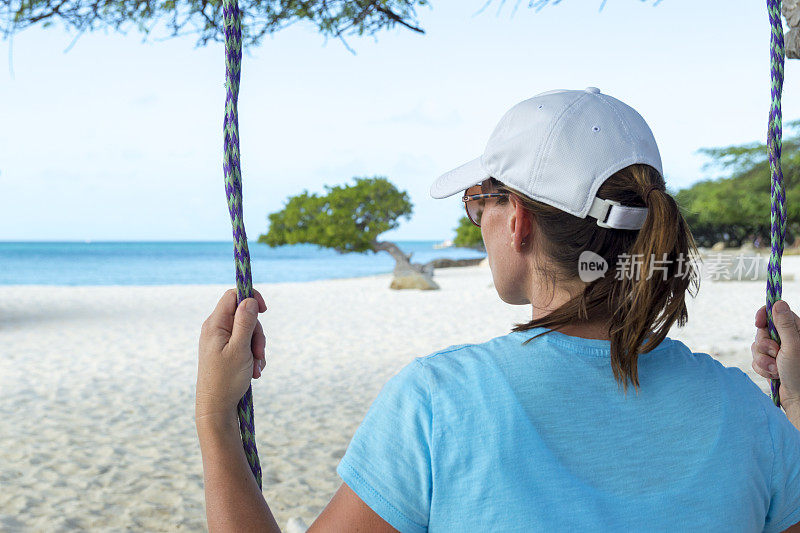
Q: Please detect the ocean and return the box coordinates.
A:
[0,241,485,286]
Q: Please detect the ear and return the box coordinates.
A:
[508,195,533,250]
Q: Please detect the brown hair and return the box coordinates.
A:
[492,164,700,395]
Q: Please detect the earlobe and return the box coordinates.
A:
[511,197,532,247]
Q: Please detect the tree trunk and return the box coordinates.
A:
[785,0,800,59]
[371,240,413,268]
[371,239,439,289]
[423,257,485,269]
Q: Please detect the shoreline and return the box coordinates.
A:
[0,262,489,289]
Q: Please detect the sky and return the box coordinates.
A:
[1,0,798,242]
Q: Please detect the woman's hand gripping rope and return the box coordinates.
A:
[196,288,268,424]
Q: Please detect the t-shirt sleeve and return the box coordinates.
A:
[759,391,800,533]
[336,359,432,533]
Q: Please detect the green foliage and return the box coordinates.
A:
[1,0,660,47]
[453,215,484,249]
[675,120,800,247]
[3,0,429,47]
[258,176,412,254]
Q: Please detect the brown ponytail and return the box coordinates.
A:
[494,164,700,395]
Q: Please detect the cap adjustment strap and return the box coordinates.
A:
[587,197,649,230]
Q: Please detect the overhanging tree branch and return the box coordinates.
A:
[2,0,683,49]
[1,0,430,46]
[373,3,422,33]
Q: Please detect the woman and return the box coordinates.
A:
[195,88,800,532]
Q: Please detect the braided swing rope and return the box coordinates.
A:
[766,0,786,408]
[223,0,263,488]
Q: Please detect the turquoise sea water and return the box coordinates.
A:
[0,241,485,286]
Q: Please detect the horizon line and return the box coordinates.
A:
[0,238,454,244]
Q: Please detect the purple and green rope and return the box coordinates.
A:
[766,0,786,408]
[223,0,262,488]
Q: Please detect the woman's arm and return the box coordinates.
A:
[196,412,281,532]
[196,289,395,532]
[784,404,800,432]
[196,289,279,532]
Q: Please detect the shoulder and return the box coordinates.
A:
[668,339,778,428]
[679,340,769,396]
[417,342,478,361]
[659,337,768,389]
[372,338,512,418]
[411,333,532,394]
[413,335,508,379]
[417,331,529,365]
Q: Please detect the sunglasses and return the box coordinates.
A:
[462,182,510,227]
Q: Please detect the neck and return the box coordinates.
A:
[526,269,614,340]
[553,321,611,341]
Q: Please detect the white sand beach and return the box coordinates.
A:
[1,258,796,531]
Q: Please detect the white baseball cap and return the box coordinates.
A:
[430,87,662,230]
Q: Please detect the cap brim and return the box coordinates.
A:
[430,157,490,199]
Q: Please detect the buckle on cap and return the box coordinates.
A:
[587,197,619,229]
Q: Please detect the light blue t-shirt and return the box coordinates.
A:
[336,327,800,532]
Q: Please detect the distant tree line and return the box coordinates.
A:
[675,120,800,248]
